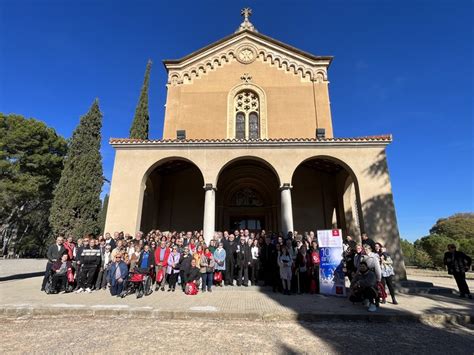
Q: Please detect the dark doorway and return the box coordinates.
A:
[229,216,265,232]
[216,159,280,233]
[141,159,204,233]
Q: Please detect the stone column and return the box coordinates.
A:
[280,183,294,235]
[203,183,216,245]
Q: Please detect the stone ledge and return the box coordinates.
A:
[1,305,471,326]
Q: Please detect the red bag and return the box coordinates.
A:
[156,269,164,283]
[130,273,144,282]
[377,281,387,299]
[214,271,222,283]
[67,268,74,283]
[311,251,320,265]
[185,282,198,295]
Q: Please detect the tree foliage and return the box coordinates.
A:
[49,100,104,238]
[412,213,474,268]
[400,238,415,265]
[429,213,474,240]
[415,234,456,267]
[413,248,434,268]
[98,193,109,235]
[0,113,67,256]
[129,59,152,140]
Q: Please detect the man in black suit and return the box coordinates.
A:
[444,244,472,299]
[223,234,238,286]
[41,234,66,291]
[236,237,252,286]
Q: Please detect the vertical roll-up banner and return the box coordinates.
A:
[317,229,346,296]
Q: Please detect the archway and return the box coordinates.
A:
[140,159,204,233]
[216,158,280,233]
[291,156,364,238]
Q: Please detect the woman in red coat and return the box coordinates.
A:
[154,240,170,291]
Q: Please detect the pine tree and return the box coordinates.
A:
[98,193,109,234]
[129,59,152,139]
[49,99,104,238]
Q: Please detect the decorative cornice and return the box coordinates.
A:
[164,31,333,87]
[110,135,393,148]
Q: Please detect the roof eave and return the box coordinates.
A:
[162,29,333,71]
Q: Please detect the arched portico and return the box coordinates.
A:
[291,155,364,239]
[216,157,280,233]
[140,158,205,233]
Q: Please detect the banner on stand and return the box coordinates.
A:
[317,229,346,296]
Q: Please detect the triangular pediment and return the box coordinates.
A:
[163,30,333,86]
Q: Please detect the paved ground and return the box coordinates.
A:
[0,260,473,321]
[1,260,473,353]
[0,259,45,278]
[1,275,473,321]
[0,316,472,354]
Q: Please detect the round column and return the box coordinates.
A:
[203,183,216,245]
[280,183,294,235]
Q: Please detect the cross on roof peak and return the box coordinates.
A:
[241,7,252,21]
[235,7,258,33]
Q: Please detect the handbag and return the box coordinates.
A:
[377,281,387,299]
[185,282,198,295]
[67,268,74,283]
[156,269,164,283]
[214,271,223,282]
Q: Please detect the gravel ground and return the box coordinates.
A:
[1,316,473,354]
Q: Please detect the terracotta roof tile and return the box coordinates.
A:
[109,135,392,145]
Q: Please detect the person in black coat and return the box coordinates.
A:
[223,234,238,286]
[361,233,376,252]
[444,244,472,298]
[185,259,201,285]
[178,247,193,291]
[236,237,252,286]
[76,237,102,293]
[260,237,276,288]
[41,235,66,291]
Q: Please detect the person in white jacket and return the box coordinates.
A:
[361,245,382,282]
[278,245,293,295]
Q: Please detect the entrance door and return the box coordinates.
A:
[229,217,265,233]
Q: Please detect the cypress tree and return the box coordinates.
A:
[50,99,104,238]
[129,59,152,139]
[98,193,109,234]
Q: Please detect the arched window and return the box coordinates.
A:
[234,90,260,139]
[235,112,245,139]
[249,112,259,139]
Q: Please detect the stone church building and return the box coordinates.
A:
[105,9,405,275]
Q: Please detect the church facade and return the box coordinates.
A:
[105,10,405,277]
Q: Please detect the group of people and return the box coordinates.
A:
[344,234,399,312]
[41,228,471,311]
[41,229,323,297]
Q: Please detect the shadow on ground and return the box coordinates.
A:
[0,271,43,282]
[259,281,473,354]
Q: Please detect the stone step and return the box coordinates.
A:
[398,281,434,288]
[396,287,454,295]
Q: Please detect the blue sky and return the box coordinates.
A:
[1,0,472,241]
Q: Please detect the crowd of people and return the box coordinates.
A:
[40,228,411,311]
